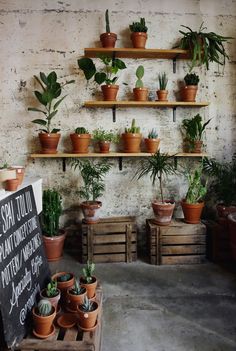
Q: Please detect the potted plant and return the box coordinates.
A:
[70,127,91,153]
[32,299,56,338]
[144,129,160,154]
[100,9,117,48]
[70,159,112,223]
[135,151,177,226]
[181,165,207,224]
[181,73,199,102]
[66,279,87,312]
[129,17,148,48]
[93,128,119,153]
[182,114,211,153]
[41,188,66,262]
[0,163,18,191]
[80,261,97,299]
[28,71,74,154]
[78,55,126,101]
[40,280,61,311]
[178,23,233,71]
[9,165,25,185]
[156,72,168,101]
[52,272,75,305]
[122,119,142,153]
[133,65,149,101]
[78,296,99,331]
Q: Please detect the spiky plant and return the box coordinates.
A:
[185,165,207,204]
[46,280,58,297]
[57,273,72,282]
[80,296,95,312]
[70,280,84,295]
[184,73,199,86]
[129,18,148,33]
[105,9,110,33]
[158,73,168,90]
[82,261,95,283]
[148,129,158,139]
[125,119,140,133]
[75,127,89,134]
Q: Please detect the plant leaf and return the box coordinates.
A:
[95,72,106,84]
[28,107,47,115]
[31,119,47,126]
[53,95,67,110]
[51,128,60,133]
[34,91,47,106]
[78,58,96,80]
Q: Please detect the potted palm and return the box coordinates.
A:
[41,188,66,262]
[135,151,177,226]
[80,261,97,299]
[144,129,160,154]
[28,71,74,153]
[122,119,142,153]
[78,55,126,101]
[156,73,168,101]
[92,128,119,153]
[66,279,87,312]
[70,159,112,223]
[40,279,61,311]
[133,65,149,101]
[70,127,91,153]
[100,9,117,48]
[78,296,99,331]
[32,299,56,338]
[181,73,199,102]
[182,114,211,153]
[129,17,148,48]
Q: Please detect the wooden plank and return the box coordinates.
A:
[161,255,206,265]
[82,223,136,235]
[161,245,206,255]
[90,243,137,254]
[83,253,137,263]
[82,232,137,245]
[84,101,209,108]
[87,226,94,262]
[159,220,206,236]
[126,224,132,262]
[88,216,136,224]
[30,152,152,158]
[160,235,206,245]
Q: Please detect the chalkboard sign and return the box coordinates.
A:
[0,185,50,348]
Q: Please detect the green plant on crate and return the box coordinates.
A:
[70,280,85,295]
[158,73,168,90]
[37,299,53,316]
[182,114,211,153]
[42,189,62,237]
[178,23,233,71]
[148,129,158,139]
[184,73,199,85]
[74,127,89,134]
[80,261,97,298]
[82,261,95,283]
[57,273,72,282]
[80,296,95,312]
[129,18,148,33]
[46,280,58,297]
[93,128,119,143]
[125,119,140,134]
[33,298,56,337]
[100,9,117,48]
[78,295,99,329]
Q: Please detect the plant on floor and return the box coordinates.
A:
[100,9,117,48]
[182,114,211,152]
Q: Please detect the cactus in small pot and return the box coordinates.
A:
[40,279,61,311]
[78,296,99,330]
[129,17,148,48]
[145,128,160,154]
[182,73,200,102]
[67,279,87,312]
[70,126,91,154]
[32,299,56,337]
[122,119,142,153]
[52,272,75,305]
[156,73,168,101]
[133,65,149,101]
[100,9,117,48]
[80,261,97,299]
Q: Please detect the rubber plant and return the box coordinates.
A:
[133,65,149,101]
[100,9,117,48]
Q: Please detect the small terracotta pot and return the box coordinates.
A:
[5,178,19,191]
[100,32,117,48]
[67,287,87,311]
[101,84,119,101]
[42,230,66,262]
[81,201,102,224]
[144,138,160,153]
[156,90,168,101]
[80,276,97,299]
[228,213,236,260]
[52,272,75,305]
[181,199,204,224]
[78,301,99,329]
[131,32,147,48]
[192,140,203,153]
[98,141,110,153]
[133,87,149,101]
[0,169,16,189]
[122,133,142,153]
[152,200,175,226]
[39,133,61,154]
[32,306,56,337]
[9,166,25,185]
[70,133,91,153]
[181,86,198,102]
[40,288,61,311]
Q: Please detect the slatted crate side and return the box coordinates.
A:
[82,231,137,245]
[205,220,232,262]
[83,252,137,263]
[159,220,206,236]
[161,255,206,265]
[161,234,206,245]
[146,219,160,265]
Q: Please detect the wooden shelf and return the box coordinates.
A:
[84,101,209,108]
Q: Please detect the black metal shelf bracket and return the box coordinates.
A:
[62,158,66,172]
[174,156,178,169]
[118,157,123,171]
[112,51,116,64]
[112,105,116,122]
[172,54,179,73]
[173,107,177,122]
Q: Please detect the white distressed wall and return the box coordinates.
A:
[0,0,236,232]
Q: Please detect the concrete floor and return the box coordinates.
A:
[50,255,236,351]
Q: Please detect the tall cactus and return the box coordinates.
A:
[38,299,52,316]
[42,189,62,236]
[105,9,110,33]
[125,119,140,134]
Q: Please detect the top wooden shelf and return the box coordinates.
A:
[84,48,190,60]
[84,101,209,108]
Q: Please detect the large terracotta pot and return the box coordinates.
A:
[67,287,87,311]
[100,32,117,48]
[98,141,110,153]
[9,166,25,185]
[32,306,56,337]
[52,272,75,305]
[78,301,99,330]
[80,276,97,299]
[101,84,119,101]
[181,86,198,102]
[156,90,168,102]
[144,138,160,153]
[40,288,61,311]
[181,199,205,224]
[133,87,149,101]
[5,178,19,191]
[131,32,147,48]
[70,133,91,153]
[81,201,102,224]
[39,133,61,154]
[42,230,66,262]
[228,213,236,260]
[152,200,175,226]
[122,133,142,153]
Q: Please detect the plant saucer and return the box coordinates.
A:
[78,320,98,332]
[33,324,55,339]
[57,313,77,329]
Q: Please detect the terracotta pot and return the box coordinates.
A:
[122,133,142,153]
[100,32,117,48]
[216,204,236,219]
[131,32,147,48]
[32,306,56,337]
[80,276,97,299]
[181,199,204,224]
[133,87,149,101]
[0,169,16,189]
[40,288,61,311]
[9,166,25,185]
[144,138,160,153]
[156,90,168,102]
[81,201,102,224]
[39,133,61,154]
[228,213,236,260]
[152,200,175,226]
[98,141,110,153]
[181,86,198,102]
[78,301,99,329]
[192,140,203,153]
[70,133,91,153]
[101,84,119,101]
[52,272,75,305]
[67,287,87,311]
[5,178,19,191]
[42,230,66,262]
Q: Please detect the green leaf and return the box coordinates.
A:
[32,119,47,126]
[47,110,58,121]
[136,65,144,79]
[28,107,47,115]
[53,95,67,110]
[51,128,60,133]
[114,59,126,69]
[40,72,48,86]
[47,71,57,84]
[95,72,106,85]
[42,90,54,104]
[78,58,96,80]
[34,75,46,91]
[34,91,47,106]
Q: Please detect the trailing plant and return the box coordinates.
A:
[46,280,58,297]
[135,65,145,88]
[178,23,233,71]
[148,129,158,139]
[82,261,95,283]
[125,119,140,133]
[70,159,112,202]
[105,9,110,33]
[70,280,84,295]
[80,296,96,312]
[42,189,62,237]
[37,299,52,316]
[135,151,177,203]
[78,55,126,85]
[184,165,207,204]
[28,71,74,133]
[75,127,89,134]
[184,73,199,86]
[93,129,119,143]
[129,18,148,33]
[57,273,72,282]
[182,114,211,148]
[158,73,168,90]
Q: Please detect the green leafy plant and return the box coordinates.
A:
[105,9,110,33]
[148,129,158,139]
[0,162,9,169]
[129,18,148,33]
[184,165,207,204]
[158,73,168,90]
[75,127,89,134]
[178,23,233,71]
[42,189,62,237]
[46,280,58,297]
[184,73,199,86]
[70,280,85,295]
[82,261,95,283]
[135,65,145,88]
[182,114,211,147]
[57,273,72,282]
[37,299,52,316]
[80,296,96,312]
[70,159,111,202]
[135,151,177,203]
[28,71,74,133]
[93,129,119,143]
[78,56,126,85]
[125,119,140,133]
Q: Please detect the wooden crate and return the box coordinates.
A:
[146,218,206,265]
[82,216,137,263]
[9,286,103,351]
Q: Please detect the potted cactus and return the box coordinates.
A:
[133,65,149,101]
[67,279,87,312]
[181,73,199,102]
[32,299,56,338]
[80,261,97,299]
[70,127,91,153]
[144,129,160,154]
[40,279,61,311]
[129,17,148,48]
[93,128,119,153]
[52,272,75,305]
[78,296,99,331]
[100,9,117,48]
[122,119,142,153]
[156,73,168,101]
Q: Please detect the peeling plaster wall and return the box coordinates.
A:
[0,0,236,237]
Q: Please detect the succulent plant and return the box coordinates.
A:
[158,73,168,90]
[70,280,84,295]
[148,129,158,139]
[184,73,199,86]
[46,280,58,297]
[125,119,140,134]
[135,65,144,88]
[57,273,72,282]
[105,9,110,33]
[38,299,52,316]
[82,261,95,284]
[129,18,148,33]
[80,296,94,312]
[75,127,89,134]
